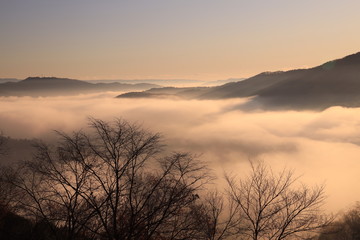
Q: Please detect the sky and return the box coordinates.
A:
[1,0,360,80]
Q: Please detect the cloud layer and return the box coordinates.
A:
[1,93,360,212]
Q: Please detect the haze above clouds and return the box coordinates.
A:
[1,94,359,212]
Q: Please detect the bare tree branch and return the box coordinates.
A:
[5,118,216,240]
[226,160,332,240]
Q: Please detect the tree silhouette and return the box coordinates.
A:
[7,118,214,240]
[226,161,332,240]
[0,120,333,240]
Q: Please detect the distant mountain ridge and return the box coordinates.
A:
[0,78,19,84]
[0,77,242,97]
[86,78,244,87]
[118,52,360,110]
[0,77,159,96]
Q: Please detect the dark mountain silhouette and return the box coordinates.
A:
[118,52,360,110]
[200,78,245,86]
[194,51,360,109]
[0,77,159,97]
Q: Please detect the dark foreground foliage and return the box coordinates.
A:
[319,202,360,240]
[0,119,332,240]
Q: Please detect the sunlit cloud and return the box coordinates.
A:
[0,95,360,212]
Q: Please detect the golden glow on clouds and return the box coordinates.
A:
[1,95,360,212]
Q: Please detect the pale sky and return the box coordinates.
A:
[1,0,359,80]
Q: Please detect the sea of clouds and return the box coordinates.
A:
[1,92,360,212]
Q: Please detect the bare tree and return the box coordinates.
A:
[189,191,241,240]
[226,161,331,240]
[8,145,94,240]
[8,118,215,240]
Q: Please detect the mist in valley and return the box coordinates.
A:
[1,93,359,213]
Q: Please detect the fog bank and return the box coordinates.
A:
[0,93,359,212]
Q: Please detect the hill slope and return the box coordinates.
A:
[119,52,360,110]
[237,52,360,110]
